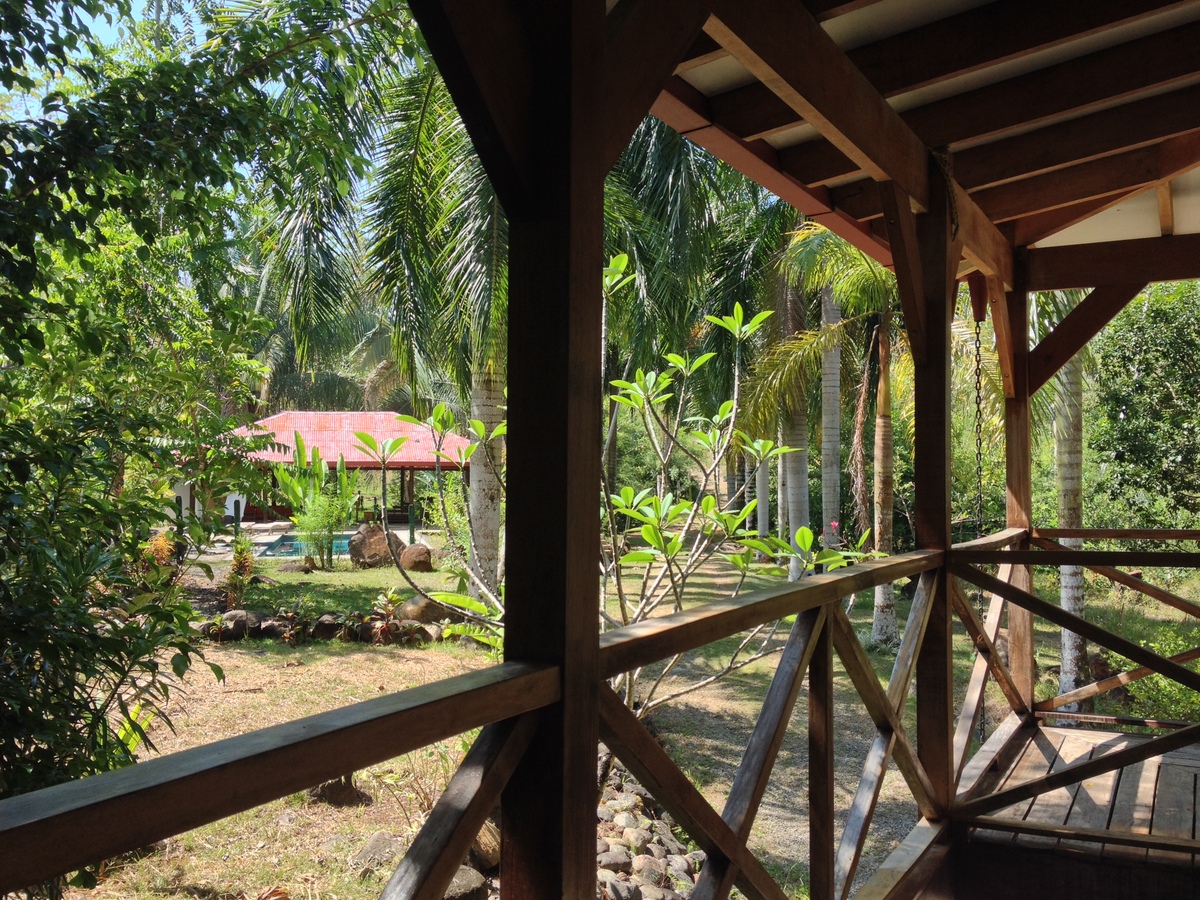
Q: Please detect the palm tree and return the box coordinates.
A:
[368,66,507,598]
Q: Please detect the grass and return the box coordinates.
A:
[239,557,458,619]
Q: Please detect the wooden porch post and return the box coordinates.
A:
[498,7,604,900]
[408,2,604,896]
[913,161,959,814]
[1005,285,1037,704]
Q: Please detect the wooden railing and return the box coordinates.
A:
[5,528,1199,900]
[947,528,1200,861]
[0,550,938,896]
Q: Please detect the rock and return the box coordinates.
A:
[646,844,666,860]
[311,613,341,641]
[598,837,612,854]
[425,624,444,642]
[597,805,615,822]
[217,609,249,641]
[401,597,435,623]
[597,868,620,888]
[351,831,403,870]
[395,620,435,645]
[613,812,639,829]
[349,524,405,569]
[255,617,288,640]
[249,574,278,586]
[666,855,693,877]
[400,542,435,572]
[597,849,632,874]
[308,776,371,807]
[470,819,501,872]
[685,851,706,869]
[278,560,315,574]
[630,855,667,887]
[608,793,639,813]
[444,866,487,900]
[607,881,641,900]
[638,888,681,900]
[623,828,652,855]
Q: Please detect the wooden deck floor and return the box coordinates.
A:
[968,725,1200,866]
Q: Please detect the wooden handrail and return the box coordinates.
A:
[0,662,560,894]
[1031,528,1200,541]
[953,549,1200,567]
[950,526,1026,551]
[598,550,943,677]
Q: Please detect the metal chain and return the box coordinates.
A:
[973,318,988,744]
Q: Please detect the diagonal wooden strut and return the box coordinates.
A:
[597,686,788,900]
[1038,644,1200,712]
[1030,535,1200,620]
[383,713,540,900]
[949,577,1028,717]
[830,606,942,819]
[954,721,1200,819]
[1027,284,1145,395]
[952,565,1012,784]
[692,608,826,900]
[835,570,937,900]
[949,563,1200,694]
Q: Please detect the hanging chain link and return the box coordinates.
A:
[973,318,988,744]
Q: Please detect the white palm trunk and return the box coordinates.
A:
[779,279,810,580]
[872,321,899,645]
[821,285,841,549]
[757,455,771,540]
[1057,352,1086,706]
[469,365,505,600]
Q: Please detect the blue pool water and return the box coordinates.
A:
[259,534,354,557]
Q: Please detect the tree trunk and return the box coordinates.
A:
[872,320,899,645]
[1057,351,1086,707]
[470,365,505,599]
[821,285,841,548]
[757,455,771,540]
[779,279,810,580]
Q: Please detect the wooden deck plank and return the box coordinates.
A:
[1148,764,1196,867]
[1058,739,1127,857]
[972,728,1068,845]
[1014,736,1094,850]
[1103,759,1158,863]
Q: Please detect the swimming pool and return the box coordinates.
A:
[259,533,356,557]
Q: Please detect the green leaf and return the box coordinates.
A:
[619,551,656,564]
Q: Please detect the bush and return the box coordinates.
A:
[1119,627,1200,723]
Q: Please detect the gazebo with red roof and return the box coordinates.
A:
[232,411,472,524]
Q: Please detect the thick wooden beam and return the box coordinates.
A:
[950,563,1200,694]
[954,721,1200,819]
[383,714,539,900]
[601,0,711,171]
[973,134,1200,223]
[954,82,1200,191]
[879,180,925,364]
[1003,288,1036,705]
[497,5,605,896]
[1025,233,1200,290]
[706,0,929,203]
[0,663,559,895]
[1027,284,1146,394]
[407,0,534,217]
[952,527,1027,551]
[913,162,958,813]
[809,616,836,900]
[599,550,941,677]
[779,17,1200,188]
[692,608,826,899]
[956,712,1028,797]
[650,76,895,264]
[1006,195,1120,248]
[598,688,789,900]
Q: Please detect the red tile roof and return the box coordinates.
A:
[234,411,472,470]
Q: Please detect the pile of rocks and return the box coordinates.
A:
[595,760,706,900]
